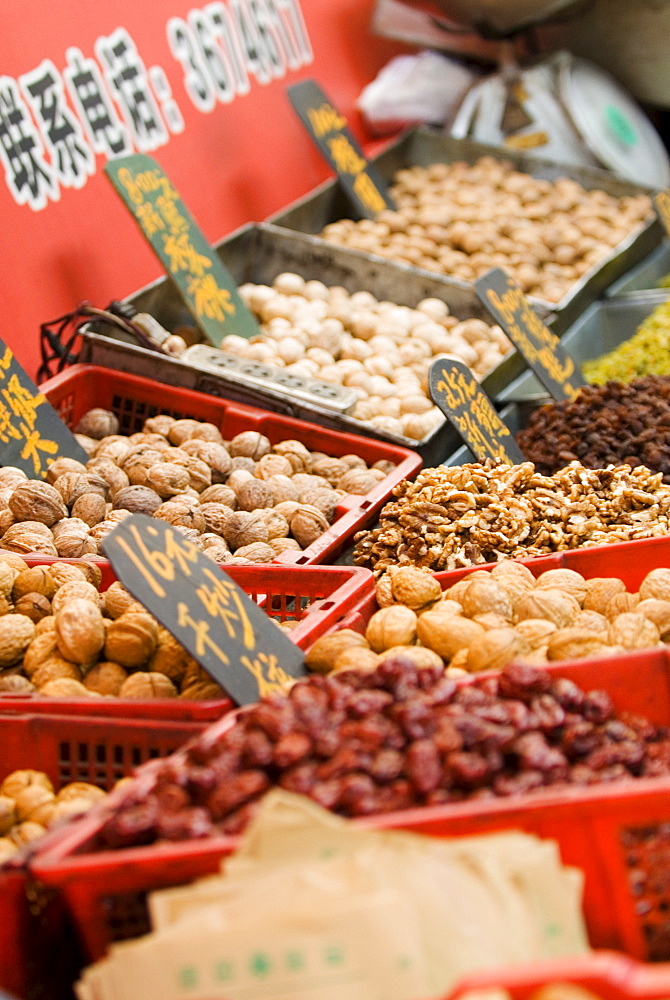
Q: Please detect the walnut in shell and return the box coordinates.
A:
[547,628,619,662]
[8,482,67,526]
[0,614,35,668]
[55,598,106,664]
[229,431,271,460]
[14,593,52,623]
[223,511,269,550]
[460,578,514,621]
[75,408,120,439]
[304,630,370,674]
[104,611,159,668]
[416,606,485,661]
[366,605,417,652]
[515,588,580,628]
[288,505,329,548]
[583,578,626,616]
[83,661,128,696]
[608,612,661,650]
[639,568,670,603]
[636,598,670,638]
[119,672,178,698]
[534,568,587,605]
[112,485,163,515]
[376,565,441,610]
[12,567,56,601]
[466,627,524,673]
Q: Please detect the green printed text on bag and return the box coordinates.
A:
[102,514,307,705]
[429,357,525,465]
[105,154,260,346]
[287,79,396,219]
[0,341,89,477]
[476,267,585,402]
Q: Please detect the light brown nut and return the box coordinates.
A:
[416,606,485,661]
[39,678,94,698]
[71,493,108,527]
[75,408,119,439]
[48,563,88,589]
[233,542,276,563]
[83,661,128,696]
[147,629,190,682]
[332,647,380,673]
[515,618,557,649]
[288,505,329,548]
[466,627,525,673]
[583,577,626,615]
[11,821,47,846]
[23,631,59,677]
[104,611,159,668]
[637,598,670,639]
[0,796,16,836]
[223,511,269,550]
[118,672,178,698]
[516,588,580,628]
[55,598,106,664]
[547,627,618,661]
[12,567,56,602]
[639,568,670,603]
[534,568,587,604]
[1,770,52,799]
[14,593,52,623]
[608,612,661,651]
[305,630,370,674]
[51,580,102,614]
[102,581,143,619]
[366,605,417,652]
[229,431,271,460]
[32,657,81,689]
[460,578,514,621]
[0,675,35,694]
[0,614,35,668]
[376,565,442,610]
[14,784,56,824]
[605,592,640,619]
[8,482,68,526]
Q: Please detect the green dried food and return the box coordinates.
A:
[583,299,670,384]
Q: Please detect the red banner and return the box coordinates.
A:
[0,1,402,378]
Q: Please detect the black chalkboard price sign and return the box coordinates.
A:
[102,514,307,705]
[0,339,89,478]
[429,357,525,466]
[287,79,396,219]
[475,267,585,402]
[105,154,260,347]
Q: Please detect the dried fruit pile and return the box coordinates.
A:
[0,554,224,701]
[583,299,670,385]
[516,376,670,482]
[97,660,670,846]
[319,158,652,303]
[0,770,106,864]
[353,460,670,574]
[0,409,395,565]
[308,563,670,675]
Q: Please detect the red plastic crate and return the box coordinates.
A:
[0,710,205,998]
[29,653,670,966]
[0,557,375,722]
[445,950,670,1000]
[39,364,422,566]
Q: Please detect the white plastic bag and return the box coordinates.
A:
[358,50,480,135]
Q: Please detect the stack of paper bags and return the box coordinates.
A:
[76,790,589,1000]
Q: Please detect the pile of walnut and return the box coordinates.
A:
[0,554,225,700]
[320,157,652,304]
[214,276,510,441]
[306,564,670,676]
[354,460,670,574]
[0,409,395,565]
[0,770,106,864]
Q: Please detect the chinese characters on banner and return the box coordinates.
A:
[0,342,89,476]
[105,153,260,343]
[429,357,525,465]
[102,514,307,704]
[475,267,585,402]
[0,2,312,212]
[287,78,395,218]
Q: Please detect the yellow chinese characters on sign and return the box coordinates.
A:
[435,363,516,463]
[0,348,58,476]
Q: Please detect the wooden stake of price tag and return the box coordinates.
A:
[287,79,396,219]
[475,267,586,402]
[105,154,260,347]
[654,190,670,237]
[102,514,307,705]
[429,357,525,465]
[0,340,89,478]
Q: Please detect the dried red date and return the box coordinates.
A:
[273,731,312,768]
[98,661,670,848]
[406,740,441,794]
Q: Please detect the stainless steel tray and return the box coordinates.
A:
[605,241,670,298]
[85,222,530,467]
[268,126,663,336]
[496,292,670,404]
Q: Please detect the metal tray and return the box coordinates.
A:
[268,126,663,335]
[83,222,529,467]
[605,240,670,298]
[496,291,670,404]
